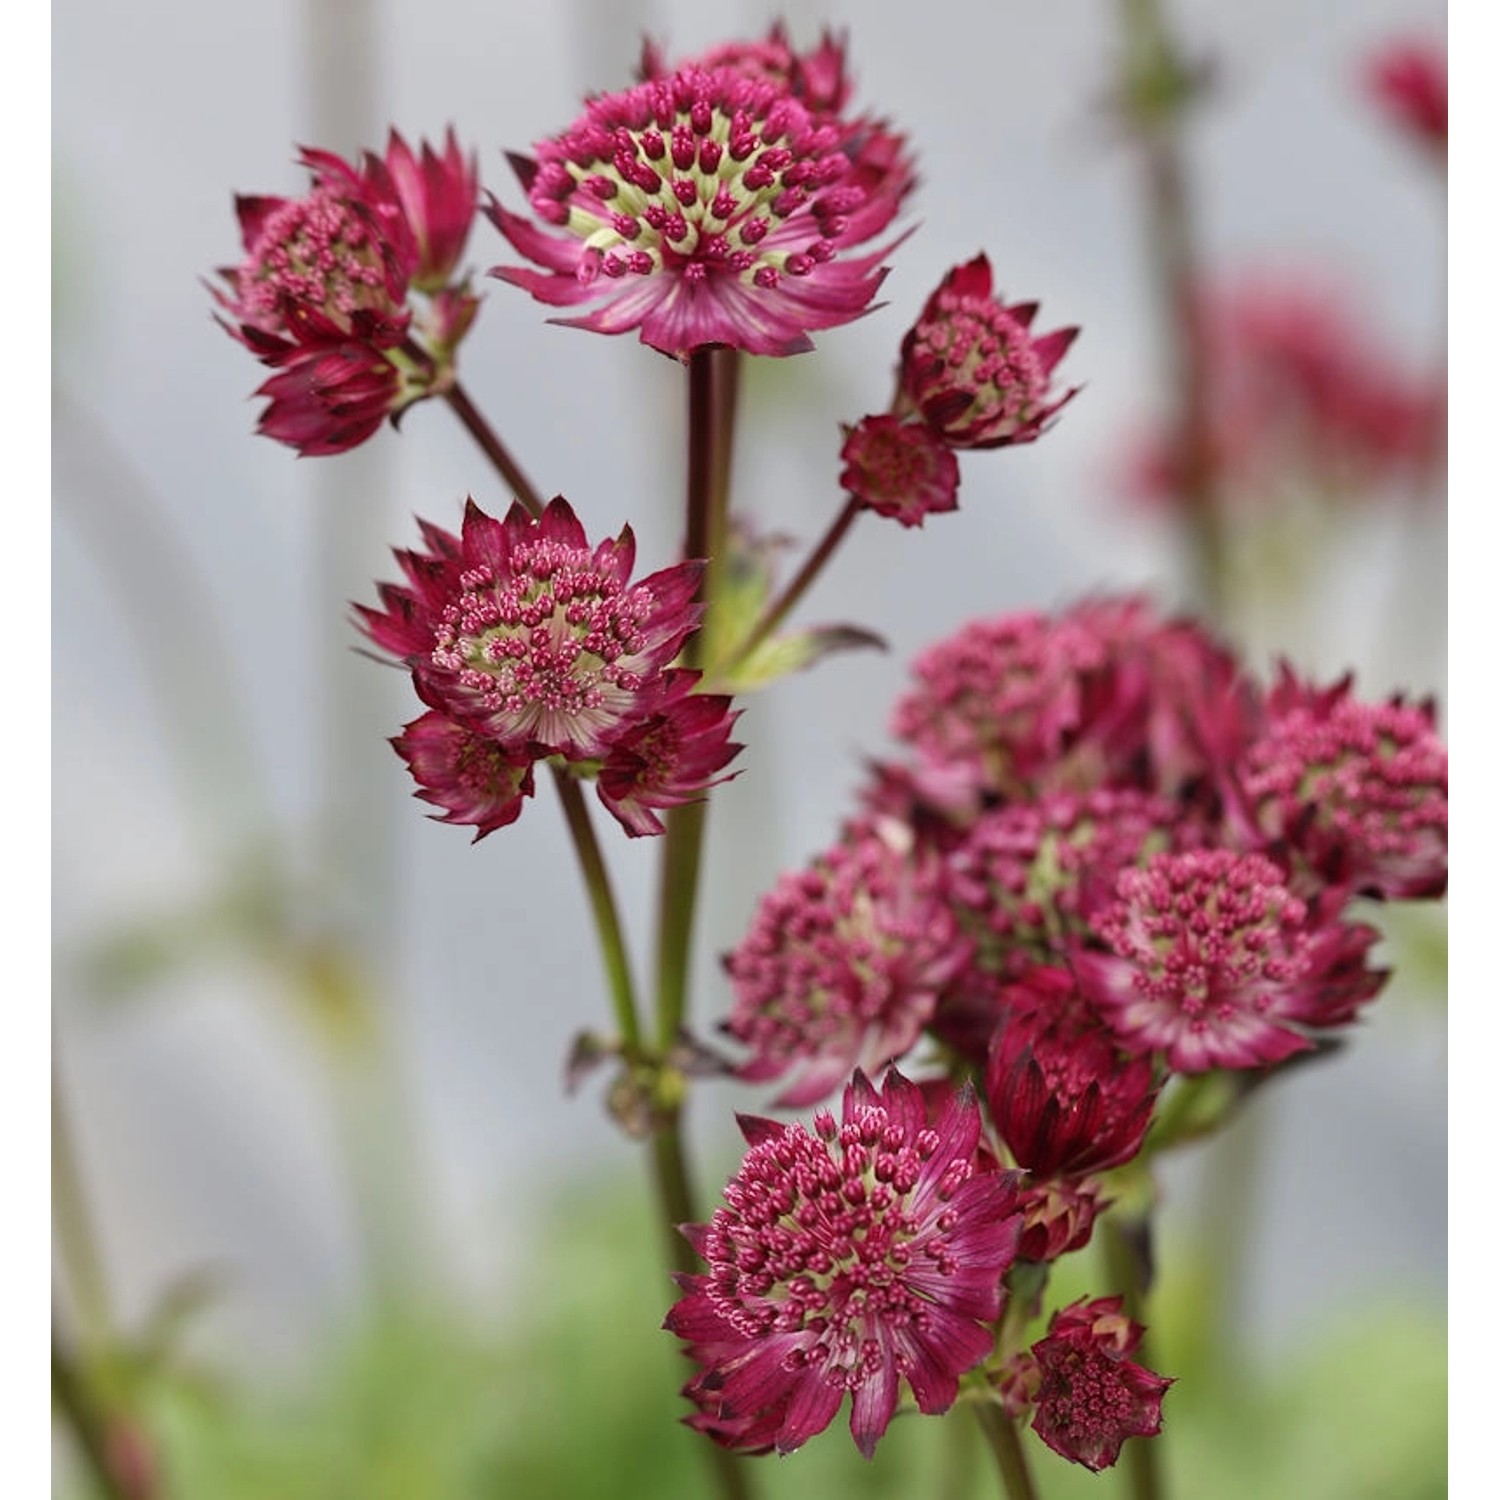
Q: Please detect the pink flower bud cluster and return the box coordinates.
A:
[360,496,740,839]
[214,131,482,455]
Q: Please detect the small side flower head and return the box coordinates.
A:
[1029,1297,1172,1471]
[1074,849,1387,1072]
[722,820,971,1106]
[665,1068,1023,1459]
[489,66,900,360]
[897,255,1079,449]
[381,127,480,291]
[1014,1176,1107,1263]
[391,707,535,839]
[840,414,960,526]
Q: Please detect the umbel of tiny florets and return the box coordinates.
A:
[359,496,738,838]
[665,1068,1022,1459]
[489,65,901,359]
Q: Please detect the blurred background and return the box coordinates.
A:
[53,0,1446,1495]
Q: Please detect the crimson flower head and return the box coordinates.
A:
[1230,669,1447,901]
[489,66,900,359]
[359,496,702,762]
[1015,1176,1107,1263]
[986,968,1158,1178]
[1366,39,1447,157]
[1029,1297,1172,1471]
[840,415,961,526]
[214,133,481,454]
[1075,850,1387,1072]
[665,1068,1023,1459]
[641,22,853,115]
[723,821,971,1106]
[391,707,535,840]
[897,255,1079,449]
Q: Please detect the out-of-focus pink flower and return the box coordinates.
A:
[840,414,961,525]
[665,1069,1022,1458]
[1075,850,1386,1072]
[214,133,482,454]
[723,821,971,1106]
[391,708,535,839]
[1127,277,1445,513]
[1229,668,1447,901]
[986,972,1159,1177]
[897,255,1078,449]
[595,672,741,837]
[1029,1297,1172,1471]
[358,496,702,762]
[1366,39,1447,157]
[490,66,901,359]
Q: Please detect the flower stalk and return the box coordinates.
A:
[974,1400,1042,1500]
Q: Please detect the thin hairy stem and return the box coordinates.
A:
[974,1401,1043,1500]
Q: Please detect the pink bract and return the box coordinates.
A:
[1029,1297,1172,1471]
[489,66,900,359]
[391,709,535,839]
[595,671,742,837]
[1014,1176,1107,1263]
[840,414,961,526]
[250,341,406,457]
[665,1068,1022,1458]
[382,127,480,290]
[722,821,971,1107]
[897,255,1079,449]
[1075,849,1387,1072]
[357,496,703,763]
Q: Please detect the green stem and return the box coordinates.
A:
[552,771,644,1054]
[53,1323,149,1500]
[1117,0,1228,620]
[722,496,862,678]
[1104,1217,1166,1500]
[53,1060,114,1361]
[442,379,546,518]
[974,1402,1042,1500]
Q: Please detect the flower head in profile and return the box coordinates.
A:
[840,414,960,526]
[358,496,702,762]
[1075,849,1387,1072]
[1229,669,1447,900]
[1366,39,1447,158]
[1028,1298,1172,1471]
[723,821,971,1106]
[489,66,900,359]
[665,1068,1022,1458]
[897,255,1079,449]
[391,707,535,839]
[213,132,481,454]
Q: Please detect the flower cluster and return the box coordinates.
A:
[359,496,740,838]
[214,131,481,454]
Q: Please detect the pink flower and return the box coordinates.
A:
[1029,1297,1172,1471]
[214,133,482,454]
[840,415,961,525]
[985,970,1158,1177]
[1229,669,1447,901]
[357,496,702,762]
[1074,850,1387,1072]
[595,672,741,837]
[489,66,899,359]
[723,821,971,1106]
[1014,1176,1107,1263]
[391,708,535,839]
[665,1068,1023,1458]
[897,255,1078,449]
[1366,39,1447,157]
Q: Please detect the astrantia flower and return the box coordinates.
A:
[357,496,702,761]
[985,970,1158,1177]
[723,821,971,1106]
[1075,850,1386,1072]
[665,1068,1023,1458]
[897,255,1078,449]
[840,415,960,526]
[489,66,898,359]
[1029,1297,1172,1472]
[595,671,741,837]
[1015,1176,1107,1263]
[1230,669,1447,900]
[1367,39,1447,157]
[214,133,482,454]
[391,708,535,839]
